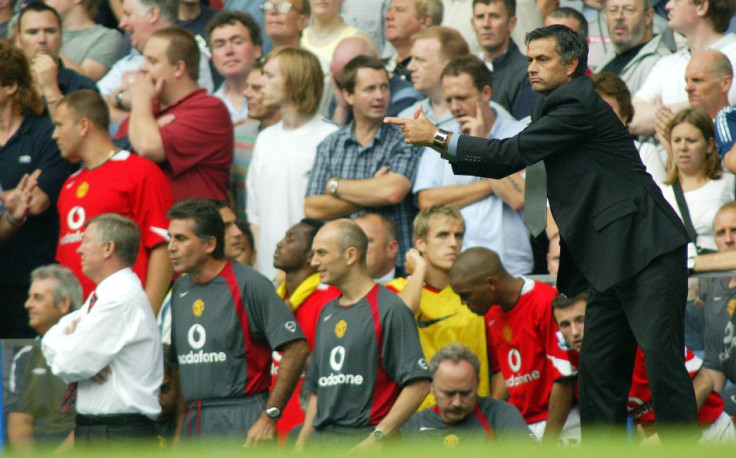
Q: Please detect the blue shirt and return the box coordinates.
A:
[306,123,423,268]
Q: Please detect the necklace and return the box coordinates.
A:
[88,148,120,170]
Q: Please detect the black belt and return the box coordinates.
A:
[76,413,153,426]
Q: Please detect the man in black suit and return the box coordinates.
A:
[386,25,698,439]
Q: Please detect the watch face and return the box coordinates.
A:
[372,429,385,441]
[266,407,281,418]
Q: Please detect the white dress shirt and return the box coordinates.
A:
[42,268,163,419]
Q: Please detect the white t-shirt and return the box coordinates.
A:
[660,173,735,252]
[635,34,736,106]
[247,116,339,281]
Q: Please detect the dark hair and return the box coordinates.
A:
[551,292,588,311]
[18,2,62,32]
[167,198,226,260]
[590,72,633,124]
[339,55,388,94]
[236,219,255,257]
[472,0,516,17]
[547,7,588,39]
[526,24,588,78]
[441,55,493,92]
[697,0,735,33]
[205,10,263,48]
[0,41,43,116]
[59,90,111,130]
[300,218,324,240]
[151,27,200,81]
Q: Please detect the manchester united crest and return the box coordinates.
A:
[192,299,204,317]
[76,181,89,198]
[335,320,347,338]
[502,325,513,343]
[443,434,459,449]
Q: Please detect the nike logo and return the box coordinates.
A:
[416,313,457,328]
[179,290,190,298]
[323,314,333,322]
[419,426,435,431]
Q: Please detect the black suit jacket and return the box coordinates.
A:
[451,76,688,294]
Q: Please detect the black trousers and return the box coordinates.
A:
[75,413,157,448]
[578,246,698,439]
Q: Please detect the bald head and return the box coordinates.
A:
[330,36,380,82]
[686,50,733,118]
[690,50,734,80]
[322,218,369,262]
[450,247,507,285]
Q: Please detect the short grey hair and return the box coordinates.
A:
[136,0,178,26]
[86,214,141,267]
[30,264,84,311]
[429,342,481,379]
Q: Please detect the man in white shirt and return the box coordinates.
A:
[42,213,163,447]
[631,0,736,136]
[247,46,338,281]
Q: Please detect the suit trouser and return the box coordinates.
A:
[75,413,157,447]
[578,246,698,439]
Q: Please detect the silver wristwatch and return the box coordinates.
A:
[328,178,340,196]
[265,406,281,419]
[433,128,449,150]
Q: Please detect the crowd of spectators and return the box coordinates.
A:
[3,0,736,451]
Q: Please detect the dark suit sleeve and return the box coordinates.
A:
[452,90,595,179]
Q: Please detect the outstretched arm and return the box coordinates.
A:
[385,105,452,151]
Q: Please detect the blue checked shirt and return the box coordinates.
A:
[306,123,422,268]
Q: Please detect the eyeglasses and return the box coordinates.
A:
[606,6,642,17]
[261,1,302,14]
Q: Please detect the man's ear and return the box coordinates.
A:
[58,297,72,315]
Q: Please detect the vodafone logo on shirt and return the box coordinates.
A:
[59,206,86,246]
[505,348,540,387]
[319,346,364,387]
[177,323,227,365]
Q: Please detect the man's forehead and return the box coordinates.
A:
[355,67,389,85]
[20,10,60,31]
[715,208,736,226]
[527,37,558,55]
[212,21,252,40]
[442,72,476,90]
[31,277,58,293]
[608,0,645,8]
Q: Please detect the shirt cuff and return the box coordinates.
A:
[443,132,460,161]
